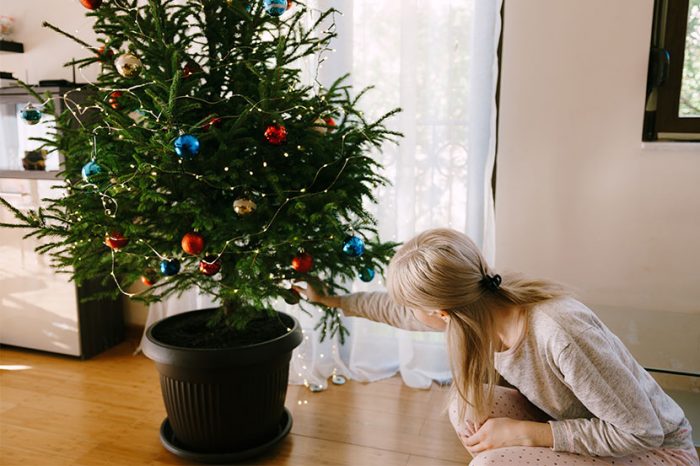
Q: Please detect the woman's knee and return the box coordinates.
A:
[448,396,478,437]
[468,449,503,466]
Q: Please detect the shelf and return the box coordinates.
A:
[0,170,60,180]
[0,40,24,54]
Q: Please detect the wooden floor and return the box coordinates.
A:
[0,338,469,466]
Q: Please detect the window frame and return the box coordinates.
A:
[644,0,700,141]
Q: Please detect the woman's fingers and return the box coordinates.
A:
[459,434,485,455]
[463,429,482,447]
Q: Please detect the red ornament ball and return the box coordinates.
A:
[205,116,222,131]
[183,62,201,78]
[108,91,123,110]
[324,116,336,130]
[95,45,114,61]
[291,252,313,273]
[104,231,129,250]
[80,0,102,9]
[199,256,222,276]
[264,124,287,145]
[141,269,159,287]
[181,232,205,255]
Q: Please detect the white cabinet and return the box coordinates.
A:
[1,176,125,358]
[1,86,123,358]
[0,178,84,355]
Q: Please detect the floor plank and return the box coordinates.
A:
[0,341,468,465]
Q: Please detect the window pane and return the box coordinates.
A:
[680,0,700,117]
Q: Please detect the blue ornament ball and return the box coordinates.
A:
[174,134,200,159]
[20,104,42,125]
[81,160,102,182]
[342,235,365,257]
[263,0,287,17]
[359,267,375,282]
[160,258,181,276]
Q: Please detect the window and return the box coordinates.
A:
[644,0,700,141]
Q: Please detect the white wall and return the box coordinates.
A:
[0,0,99,84]
[496,1,700,367]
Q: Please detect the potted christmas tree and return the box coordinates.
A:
[0,0,399,462]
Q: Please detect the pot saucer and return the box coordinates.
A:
[159,408,293,463]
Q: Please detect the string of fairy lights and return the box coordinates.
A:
[18,0,387,390]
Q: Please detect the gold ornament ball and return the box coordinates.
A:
[233,198,257,216]
[115,53,143,78]
[311,117,327,135]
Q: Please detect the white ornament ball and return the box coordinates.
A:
[311,117,327,134]
[114,53,143,78]
[233,198,257,216]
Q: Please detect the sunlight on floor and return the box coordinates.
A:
[0,364,32,371]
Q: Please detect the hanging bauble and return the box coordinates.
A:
[204,116,222,131]
[311,117,328,134]
[19,104,42,125]
[108,91,123,110]
[173,133,200,159]
[114,52,143,78]
[291,252,313,273]
[141,268,159,286]
[80,0,102,9]
[324,116,336,131]
[263,0,287,17]
[182,62,202,79]
[128,109,147,125]
[181,232,204,255]
[95,45,114,61]
[160,258,181,276]
[233,198,257,216]
[81,160,102,182]
[264,124,287,145]
[359,267,376,282]
[283,288,301,305]
[104,231,129,250]
[342,235,365,257]
[199,255,221,276]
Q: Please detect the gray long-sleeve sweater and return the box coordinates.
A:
[339,292,695,457]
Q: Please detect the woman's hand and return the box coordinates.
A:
[291,280,341,308]
[460,418,553,454]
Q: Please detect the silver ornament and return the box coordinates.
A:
[331,374,346,385]
[115,52,143,78]
[233,198,257,216]
[308,383,325,392]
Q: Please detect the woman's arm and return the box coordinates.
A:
[292,283,442,331]
[548,327,668,457]
[462,418,553,454]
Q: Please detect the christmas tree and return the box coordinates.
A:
[1,0,399,344]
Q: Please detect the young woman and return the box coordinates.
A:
[293,228,699,465]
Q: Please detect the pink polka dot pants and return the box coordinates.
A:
[448,386,699,466]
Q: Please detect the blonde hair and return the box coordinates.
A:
[386,228,566,422]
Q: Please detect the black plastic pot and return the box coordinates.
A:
[142,308,303,459]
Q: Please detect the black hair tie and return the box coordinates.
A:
[481,273,502,291]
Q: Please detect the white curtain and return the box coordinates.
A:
[141,0,502,391]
